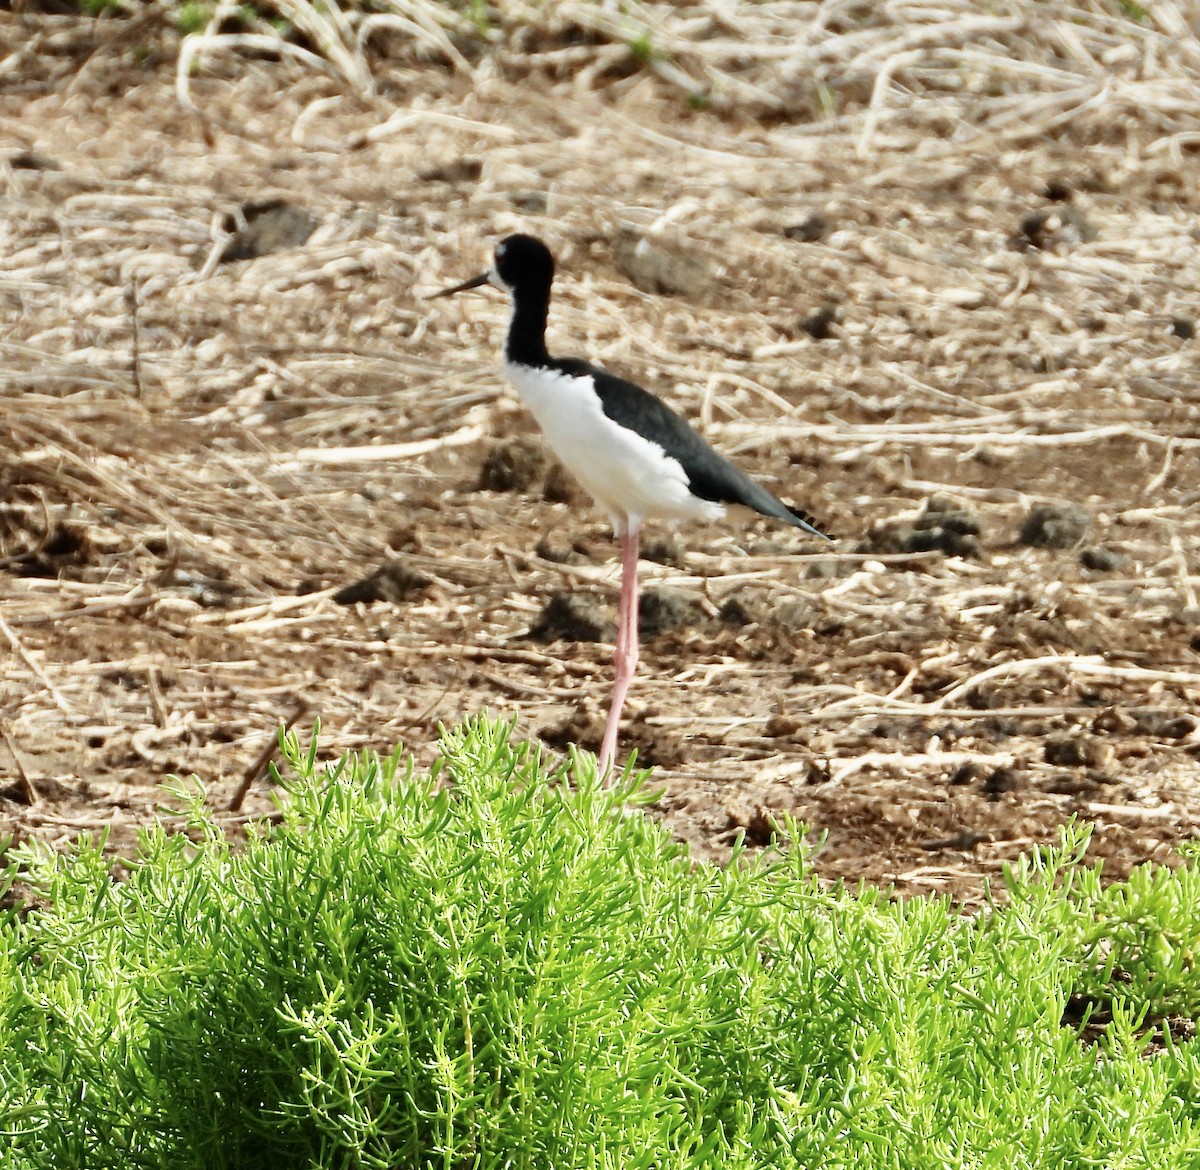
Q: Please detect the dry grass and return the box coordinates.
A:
[1,0,1199,899]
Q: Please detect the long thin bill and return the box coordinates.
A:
[429,272,490,298]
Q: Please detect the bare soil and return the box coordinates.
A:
[2,8,1199,903]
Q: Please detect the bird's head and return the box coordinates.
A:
[431,234,555,300]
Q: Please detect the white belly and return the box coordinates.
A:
[503,361,724,534]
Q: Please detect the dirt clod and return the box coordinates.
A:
[534,537,588,564]
[639,590,703,638]
[219,199,317,263]
[332,560,432,606]
[542,462,587,505]
[1080,546,1125,572]
[529,593,615,644]
[801,304,839,339]
[983,766,1022,800]
[1044,733,1115,769]
[417,158,482,184]
[866,496,982,557]
[1020,503,1091,549]
[613,235,712,298]
[783,213,829,243]
[641,536,685,567]
[477,438,547,493]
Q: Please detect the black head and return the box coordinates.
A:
[491,234,554,295]
[431,234,555,301]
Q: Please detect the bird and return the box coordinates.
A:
[433,234,831,779]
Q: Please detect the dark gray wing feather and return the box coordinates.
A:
[551,358,831,540]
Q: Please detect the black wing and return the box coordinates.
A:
[552,358,831,540]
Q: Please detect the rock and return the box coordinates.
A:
[718,594,815,630]
[540,706,604,755]
[639,590,703,638]
[1134,712,1197,741]
[724,799,778,846]
[333,559,432,605]
[534,537,587,565]
[641,536,685,567]
[1080,545,1125,572]
[948,762,984,786]
[720,595,769,627]
[542,461,587,505]
[417,158,482,183]
[764,713,801,738]
[510,191,548,213]
[983,765,1022,800]
[1012,204,1096,252]
[8,150,59,171]
[1091,707,1137,735]
[1044,733,1114,769]
[528,593,615,643]
[219,199,317,262]
[614,235,712,298]
[783,213,829,243]
[865,495,982,557]
[477,438,546,493]
[1020,502,1091,549]
[801,304,839,339]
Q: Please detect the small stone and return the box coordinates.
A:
[9,150,60,171]
[542,462,586,505]
[333,559,431,605]
[801,304,839,339]
[534,538,585,565]
[1020,503,1091,549]
[783,213,829,243]
[725,800,778,846]
[639,590,703,638]
[614,235,712,298]
[476,438,546,493]
[1169,316,1195,340]
[1157,716,1197,740]
[984,765,1021,799]
[219,199,317,263]
[1134,713,1197,741]
[1044,733,1114,769]
[641,536,685,567]
[719,595,768,627]
[866,496,982,558]
[1013,204,1096,252]
[528,593,615,643]
[510,190,547,213]
[540,706,604,754]
[417,158,482,183]
[1080,545,1125,572]
[1091,707,1136,735]
[765,713,801,738]
[950,758,979,787]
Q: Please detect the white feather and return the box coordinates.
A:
[503,360,724,535]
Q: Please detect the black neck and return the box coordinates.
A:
[504,288,551,367]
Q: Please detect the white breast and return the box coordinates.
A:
[503,361,724,535]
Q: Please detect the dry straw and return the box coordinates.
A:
[1,0,1199,894]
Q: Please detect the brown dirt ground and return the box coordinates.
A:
[2,9,1199,904]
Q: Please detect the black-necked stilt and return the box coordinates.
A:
[434,234,832,778]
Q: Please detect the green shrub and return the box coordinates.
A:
[0,718,1198,1168]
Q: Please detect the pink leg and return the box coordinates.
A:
[598,527,640,782]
